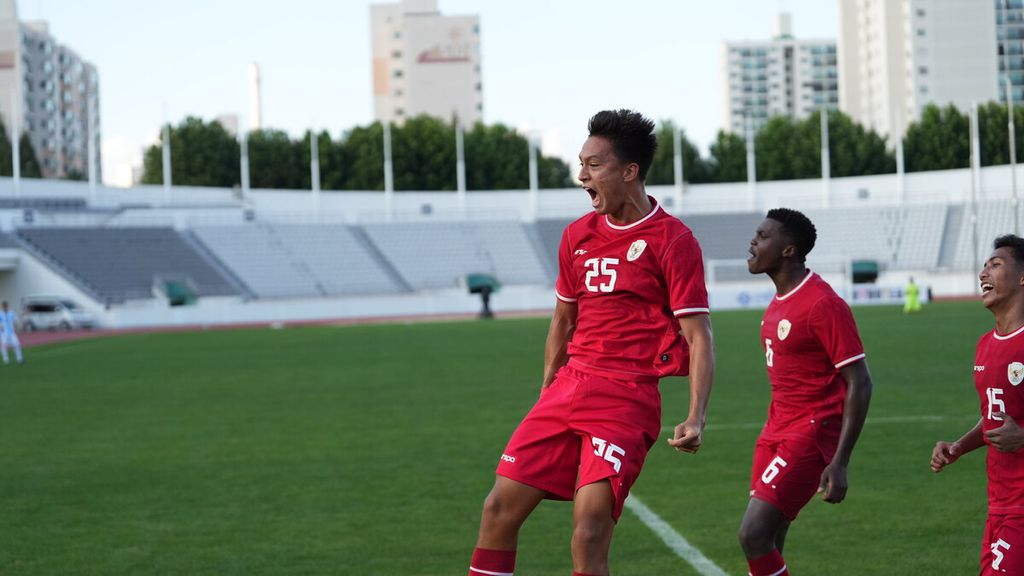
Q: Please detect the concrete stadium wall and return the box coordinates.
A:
[0,167,1001,328]
[0,163,1017,224]
[0,247,106,316]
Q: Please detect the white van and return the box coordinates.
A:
[21,297,97,331]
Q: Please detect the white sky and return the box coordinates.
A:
[19,0,837,186]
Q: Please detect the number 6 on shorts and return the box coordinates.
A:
[761,456,788,484]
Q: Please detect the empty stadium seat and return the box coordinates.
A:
[193,223,406,299]
[361,221,550,290]
[17,227,240,303]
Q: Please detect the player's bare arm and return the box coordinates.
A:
[818,358,873,503]
[931,418,984,472]
[986,412,1024,452]
[668,313,715,454]
[541,299,578,389]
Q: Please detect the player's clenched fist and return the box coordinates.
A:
[667,419,703,454]
[931,441,962,472]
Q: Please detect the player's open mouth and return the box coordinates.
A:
[584,187,599,207]
[981,282,994,295]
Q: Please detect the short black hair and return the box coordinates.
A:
[587,110,658,181]
[994,234,1024,266]
[766,207,817,259]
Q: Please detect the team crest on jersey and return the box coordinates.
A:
[1008,362,1024,386]
[627,240,647,262]
[777,319,791,341]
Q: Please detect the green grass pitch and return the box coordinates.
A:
[0,301,996,575]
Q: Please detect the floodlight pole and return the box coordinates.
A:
[1008,78,1019,235]
[895,109,905,206]
[821,108,830,209]
[162,104,172,206]
[456,115,466,219]
[672,124,684,215]
[240,130,250,200]
[383,119,394,222]
[528,133,538,222]
[1005,0,1020,235]
[87,89,97,203]
[746,112,757,211]
[310,129,321,216]
[970,102,980,293]
[10,89,19,197]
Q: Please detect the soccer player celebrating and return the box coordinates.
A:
[932,235,1024,575]
[467,110,714,576]
[740,208,873,576]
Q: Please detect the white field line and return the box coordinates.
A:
[25,339,106,358]
[624,494,731,576]
[660,413,973,434]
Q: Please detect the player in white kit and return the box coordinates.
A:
[0,301,24,364]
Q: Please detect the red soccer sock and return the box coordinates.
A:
[469,547,516,576]
[747,549,788,576]
[572,572,602,576]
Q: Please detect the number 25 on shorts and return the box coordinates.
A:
[592,437,625,473]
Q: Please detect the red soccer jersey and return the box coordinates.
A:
[974,325,1024,515]
[759,271,865,437]
[554,197,708,380]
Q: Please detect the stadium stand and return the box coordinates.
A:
[950,199,1022,271]
[361,221,550,290]
[0,233,21,248]
[16,227,241,304]
[936,205,964,269]
[193,223,407,299]
[0,197,88,210]
[532,212,766,282]
[271,224,409,295]
[894,204,947,270]
[799,204,948,270]
[533,218,572,282]
[683,212,765,260]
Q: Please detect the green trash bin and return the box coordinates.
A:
[164,281,197,306]
[466,274,500,319]
[851,260,879,284]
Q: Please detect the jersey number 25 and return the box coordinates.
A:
[584,258,619,293]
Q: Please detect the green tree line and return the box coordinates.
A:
[141,115,572,190]
[648,103,1023,183]
[0,117,42,178]
[141,102,1024,190]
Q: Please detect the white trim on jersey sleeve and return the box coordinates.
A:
[555,290,577,303]
[674,307,710,316]
[834,353,866,369]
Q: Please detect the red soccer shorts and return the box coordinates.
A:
[981,514,1024,575]
[495,365,662,521]
[749,419,840,521]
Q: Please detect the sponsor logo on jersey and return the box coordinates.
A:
[975,365,986,372]
[777,319,791,341]
[1009,362,1024,386]
[500,454,516,464]
[574,249,588,256]
[627,239,647,262]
